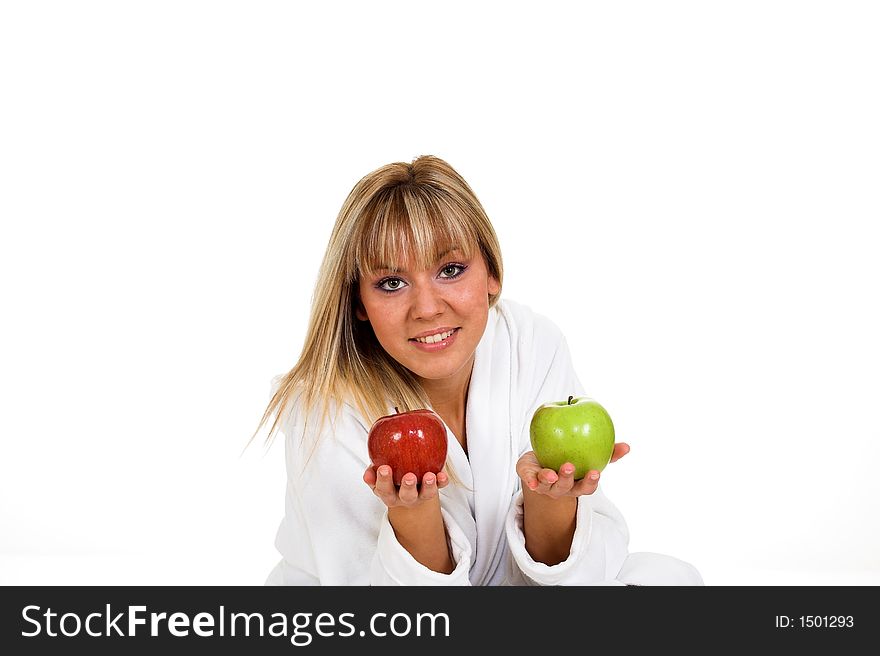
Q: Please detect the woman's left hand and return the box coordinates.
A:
[516,442,630,499]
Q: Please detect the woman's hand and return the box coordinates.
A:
[362,466,455,573]
[362,465,449,510]
[516,442,630,500]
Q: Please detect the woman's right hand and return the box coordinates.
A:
[363,465,455,574]
[362,465,449,510]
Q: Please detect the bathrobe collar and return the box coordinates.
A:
[461,306,519,583]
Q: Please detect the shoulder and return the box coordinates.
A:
[492,298,567,350]
[267,379,373,482]
[268,375,370,445]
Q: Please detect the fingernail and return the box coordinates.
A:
[380,466,390,476]
[590,472,599,481]
[425,475,435,485]
[404,476,415,485]
[563,466,574,475]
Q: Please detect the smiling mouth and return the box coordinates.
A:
[410,328,459,344]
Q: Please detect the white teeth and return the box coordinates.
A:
[415,329,455,344]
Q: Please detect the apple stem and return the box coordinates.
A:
[394,406,399,414]
[568,395,573,405]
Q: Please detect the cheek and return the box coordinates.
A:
[456,280,492,309]
[361,297,403,338]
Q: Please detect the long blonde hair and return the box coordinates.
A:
[252,155,504,449]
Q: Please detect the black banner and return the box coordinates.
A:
[1,585,875,653]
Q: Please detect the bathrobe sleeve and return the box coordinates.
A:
[500,303,631,585]
[264,382,474,586]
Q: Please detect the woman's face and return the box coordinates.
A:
[356,246,500,386]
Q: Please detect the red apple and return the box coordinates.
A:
[367,407,448,486]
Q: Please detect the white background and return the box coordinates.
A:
[1,1,878,586]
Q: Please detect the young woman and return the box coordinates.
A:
[255,155,703,585]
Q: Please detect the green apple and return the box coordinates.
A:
[529,396,615,479]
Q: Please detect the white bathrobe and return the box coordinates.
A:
[265,299,703,586]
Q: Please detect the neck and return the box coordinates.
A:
[418,354,474,441]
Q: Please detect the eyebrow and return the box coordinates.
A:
[373,246,464,273]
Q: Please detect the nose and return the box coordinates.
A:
[409,281,445,321]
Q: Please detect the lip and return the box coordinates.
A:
[410,326,458,339]
[409,327,460,352]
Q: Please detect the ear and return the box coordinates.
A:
[488,275,501,296]
[354,292,369,322]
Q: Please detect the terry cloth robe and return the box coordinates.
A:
[265,298,703,586]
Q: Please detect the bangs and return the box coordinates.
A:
[351,187,479,279]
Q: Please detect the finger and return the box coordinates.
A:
[571,469,601,495]
[435,471,450,489]
[373,465,397,501]
[515,460,541,491]
[538,468,559,486]
[398,472,419,504]
[363,466,377,487]
[610,442,630,463]
[533,467,559,494]
[551,462,576,494]
[419,472,439,500]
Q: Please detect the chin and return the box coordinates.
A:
[408,358,471,382]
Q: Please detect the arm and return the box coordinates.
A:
[521,487,577,566]
[267,398,472,585]
[517,445,630,566]
[498,304,631,582]
[482,303,629,585]
[505,482,630,586]
[364,466,454,574]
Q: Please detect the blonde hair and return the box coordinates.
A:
[252,155,503,448]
